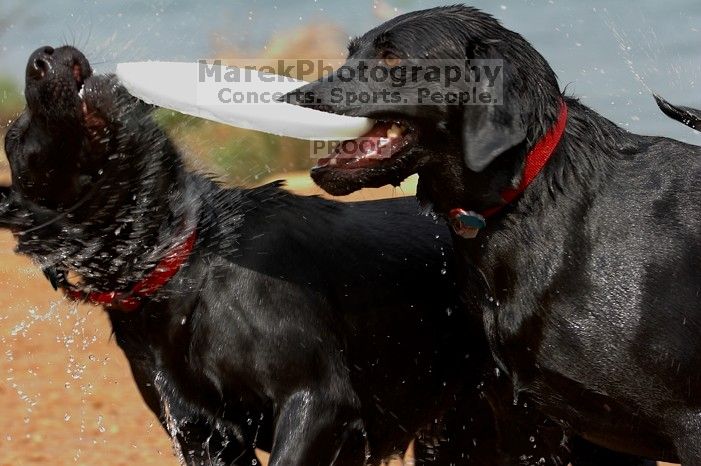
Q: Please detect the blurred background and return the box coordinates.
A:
[0,0,698,464]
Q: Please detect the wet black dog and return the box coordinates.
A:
[655,94,701,131]
[284,5,699,464]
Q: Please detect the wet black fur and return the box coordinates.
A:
[285,5,699,464]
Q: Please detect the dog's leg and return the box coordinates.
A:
[413,392,499,466]
[479,376,570,466]
[110,314,259,466]
[134,358,259,466]
[414,426,497,466]
[173,417,260,466]
[267,389,367,466]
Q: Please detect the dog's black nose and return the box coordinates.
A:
[27,46,55,81]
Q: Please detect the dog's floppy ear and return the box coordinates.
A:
[461,95,526,173]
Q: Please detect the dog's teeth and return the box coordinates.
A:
[78,85,85,100]
[387,124,403,139]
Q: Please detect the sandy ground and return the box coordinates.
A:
[0,161,675,465]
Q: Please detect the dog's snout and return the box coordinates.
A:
[33,57,50,75]
[310,103,334,113]
[280,88,336,114]
[279,88,314,106]
[27,46,55,81]
[26,45,93,84]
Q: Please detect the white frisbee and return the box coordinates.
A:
[115,61,373,141]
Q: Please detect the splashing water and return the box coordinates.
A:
[601,11,654,94]
[0,283,152,463]
[154,371,187,465]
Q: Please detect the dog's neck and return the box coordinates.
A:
[516,96,641,210]
[419,97,638,240]
[13,139,199,294]
[453,101,569,238]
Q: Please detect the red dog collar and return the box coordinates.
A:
[63,229,197,312]
[450,101,568,239]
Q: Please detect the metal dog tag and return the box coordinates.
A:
[449,209,486,239]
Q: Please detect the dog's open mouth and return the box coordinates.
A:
[72,61,86,94]
[315,120,418,170]
[75,75,108,141]
[80,87,106,137]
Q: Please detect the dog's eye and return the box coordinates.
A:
[381,52,401,67]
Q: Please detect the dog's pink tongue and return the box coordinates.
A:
[316,122,394,168]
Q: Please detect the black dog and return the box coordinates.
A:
[0,45,594,466]
[655,94,701,131]
[284,5,699,464]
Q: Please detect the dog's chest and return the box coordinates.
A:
[467,232,680,456]
[467,236,544,346]
[466,228,602,391]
